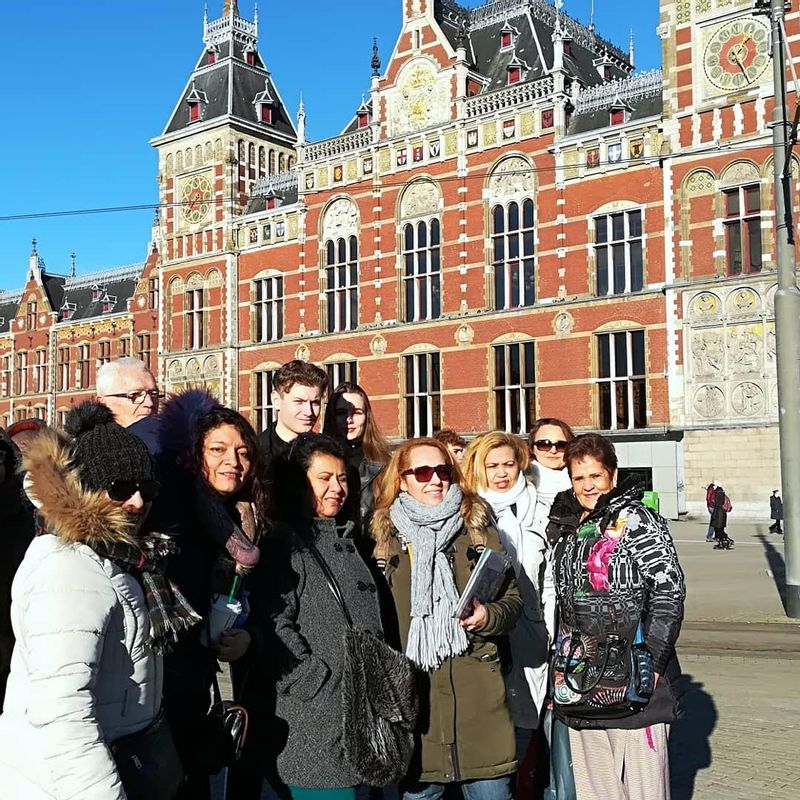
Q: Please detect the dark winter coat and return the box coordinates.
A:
[257,423,292,477]
[547,482,686,731]
[771,494,784,521]
[246,517,383,790]
[0,432,35,710]
[372,500,522,784]
[711,486,728,530]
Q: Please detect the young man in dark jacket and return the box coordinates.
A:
[770,489,784,534]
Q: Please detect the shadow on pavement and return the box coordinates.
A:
[669,674,717,800]
[755,531,788,613]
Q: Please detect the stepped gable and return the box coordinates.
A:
[161,3,295,142]
[567,69,663,135]
[437,0,631,90]
[58,264,142,322]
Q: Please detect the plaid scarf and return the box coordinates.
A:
[93,533,202,654]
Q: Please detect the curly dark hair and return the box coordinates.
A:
[563,433,618,477]
[190,406,270,524]
[273,433,347,521]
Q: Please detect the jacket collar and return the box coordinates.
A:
[22,428,136,547]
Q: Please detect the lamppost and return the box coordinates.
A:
[758,0,800,617]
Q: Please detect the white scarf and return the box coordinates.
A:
[479,472,535,570]
[529,461,572,536]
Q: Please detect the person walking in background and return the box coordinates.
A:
[769,489,784,535]
[433,428,467,466]
[0,402,195,799]
[705,481,718,542]
[461,432,553,770]
[158,389,268,800]
[323,381,391,533]
[711,485,734,550]
[547,434,685,800]
[258,360,328,472]
[372,437,522,800]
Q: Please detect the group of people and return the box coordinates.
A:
[0,355,687,800]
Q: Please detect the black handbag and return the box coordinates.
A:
[110,709,185,800]
[203,671,250,774]
[305,539,419,787]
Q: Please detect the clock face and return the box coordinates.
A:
[703,17,770,93]
[180,173,213,226]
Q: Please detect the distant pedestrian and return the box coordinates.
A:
[769,489,784,535]
[705,481,718,541]
[711,485,734,550]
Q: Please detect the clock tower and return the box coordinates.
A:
[150,0,297,262]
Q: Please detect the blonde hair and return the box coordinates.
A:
[371,437,481,543]
[462,431,529,492]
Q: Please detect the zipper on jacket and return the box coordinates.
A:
[449,659,462,782]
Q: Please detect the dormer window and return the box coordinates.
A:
[563,40,572,56]
[60,302,76,321]
[91,285,101,302]
[186,82,207,124]
[357,109,369,129]
[245,45,256,66]
[189,101,201,122]
[500,23,514,50]
[604,64,614,80]
[254,80,274,126]
[266,197,279,210]
[508,66,521,84]
[610,108,626,126]
[207,49,217,65]
[102,295,117,314]
[260,104,273,124]
[467,78,482,96]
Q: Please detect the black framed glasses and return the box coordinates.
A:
[401,464,454,483]
[102,389,164,405]
[533,439,569,453]
[106,479,160,503]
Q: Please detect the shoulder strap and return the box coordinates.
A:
[304,537,354,630]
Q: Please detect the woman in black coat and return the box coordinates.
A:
[711,486,734,550]
[236,434,384,800]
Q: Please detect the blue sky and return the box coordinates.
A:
[0,0,660,289]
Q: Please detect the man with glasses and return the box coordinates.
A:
[97,357,162,429]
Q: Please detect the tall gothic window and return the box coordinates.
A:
[492,199,535,309]
[597,330,647,430]
[186,288,206,349]
[253,369,277,433]
[594,209,644,295]
[403,219,442,322]
[77,344,91,389]
[58,347,71,392]
[324,237,358,333]
[97,340,112,368]
[326,361,357,393]
[136,334,152,372]
[33,349,47,394]
[404,352,441,437]
[254,276,284,343]
[723,184,762,276]
[14,352,27,395]
[493,341,536,434]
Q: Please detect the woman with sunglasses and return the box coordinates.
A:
[461,433,554,772]
[322,382,391,533]
[158,390,268,800]
[236,433,384,800]
[371,438,522,800]
[0,402,197,799]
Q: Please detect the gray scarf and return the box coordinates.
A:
[389,485,469,671]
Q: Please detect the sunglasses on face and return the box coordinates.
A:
[401,464,454,483]
[533,439,569,453]
[106,479,160,503]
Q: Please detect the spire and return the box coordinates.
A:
[297,93,306,143]
[204,3,208,25]
[588,0,595,32]
[629,29,635,68]
[371,38,381,77]
[31,238,37,257]
[223,0,238,17]
[69,252,77,278]
[254,1,259,36]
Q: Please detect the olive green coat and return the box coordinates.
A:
[373,499,522,784]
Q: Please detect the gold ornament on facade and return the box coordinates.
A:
[691,292,720,318]
[520,112,535,137]
[483,122,497,146]
[444,131,458,157]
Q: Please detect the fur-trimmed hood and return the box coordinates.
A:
[22,428,135,547]
[371,492,491,545]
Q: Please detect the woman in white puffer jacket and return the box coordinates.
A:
[0,403,198,799]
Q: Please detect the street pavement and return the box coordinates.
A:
[214,518,800,799]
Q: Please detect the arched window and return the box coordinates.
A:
[491,199,535,309]
[402,219,441,321]
[324,236,358,332]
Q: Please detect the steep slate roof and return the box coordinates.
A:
[59,264,142,322]
[160,8,296,141]
[0,291,22,334]
[243,171,299,215]
[567,69,663,135]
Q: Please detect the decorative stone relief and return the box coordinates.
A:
[691,331,724,377]
[689,292,721,319]
[720,161,759,187]
[766,324,776,364]
[455,324,474,345]
[168,360,184,380]
[676,0,690,21]
[520,112,535,137]
[346,160,357,181]
[206,269,223,288]
[400,181,440,219]
[389,59,451,137]
[731,382,764,416]
[295,345,311,362]
[186,358,202,379]
[552,311,575,336]
[378,148,391,173]
[483,122,497,146]
[727,325,761,373]
[684,170,715,196]
[693,385,725,418]
[186,273,203,289]
[727,287,759,316]
[202,355,221,376]
[488,157,534,203]
[370,334,387,356]
[444,131,458,157]
[770,381,779,411]
[322,198,359,241]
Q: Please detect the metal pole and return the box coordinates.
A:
[769,0,800,617]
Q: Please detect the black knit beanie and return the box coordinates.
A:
[64,402,155,492]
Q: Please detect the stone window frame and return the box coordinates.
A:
[492,340,536,436]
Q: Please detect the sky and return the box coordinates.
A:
[0,0,661,289]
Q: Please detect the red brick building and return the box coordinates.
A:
[1,0,793,518]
